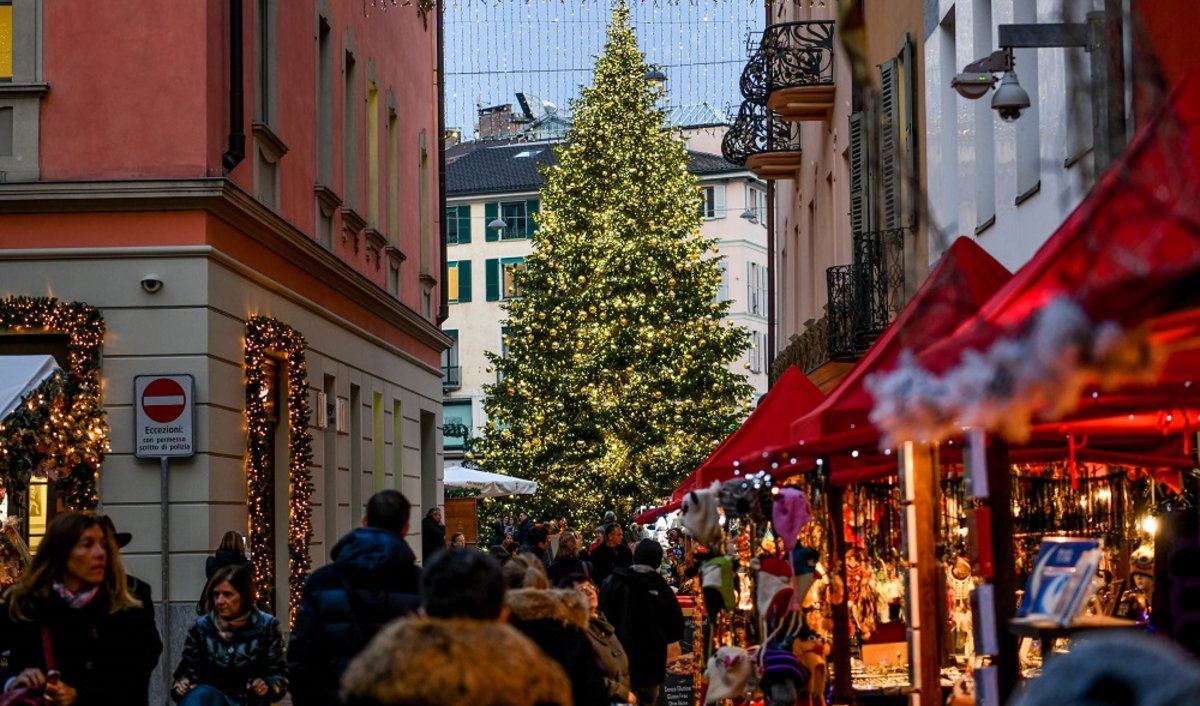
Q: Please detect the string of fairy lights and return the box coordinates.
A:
[243,316,314,626]
[0,297,108,513]
[443,0,763,139]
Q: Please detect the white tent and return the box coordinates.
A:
[0,355,60,421]
[443,464,537,498]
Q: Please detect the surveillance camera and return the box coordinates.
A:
[991,70,1031,123]
[140,275,164,294]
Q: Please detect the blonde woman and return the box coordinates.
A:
[0,512,162,706]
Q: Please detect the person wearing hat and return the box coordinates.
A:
[99,514,159,706]
[599,538,685,706]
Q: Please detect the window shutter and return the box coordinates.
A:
[485,258,500,301]
[849,111,867,236]
[879,58,901,230]
[901,38,917,229]
[714,185,726,218]
[526,199,540,237]
[459,205,471,244]
[458,259,472,302]
[485,202,498,242]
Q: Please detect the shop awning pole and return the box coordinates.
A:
[985,437,1019,702]
[826,479,854,702]
[901,442,943,706]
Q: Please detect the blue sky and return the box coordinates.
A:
[443,1,764,137]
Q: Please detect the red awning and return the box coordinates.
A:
[668,366,824,502]
[789,237,1012,444]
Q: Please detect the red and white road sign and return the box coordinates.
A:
[141,378,187,423]
[134,374,195,459]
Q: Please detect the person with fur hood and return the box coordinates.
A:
[503,554,610,706]
[340,550,571,706]
[600,539,685,706]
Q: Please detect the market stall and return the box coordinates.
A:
[442,464,536,547]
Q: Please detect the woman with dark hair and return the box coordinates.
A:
[0,512,162,706]
[449,532,467,550]
[572,576,633,705]
[205,531,248,580]
[173,564,287,706]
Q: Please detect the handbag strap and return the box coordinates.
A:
[40,626,55,673]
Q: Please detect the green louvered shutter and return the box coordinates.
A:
[485,202,498,242]
[485,258,500,301]
[458,205,472,244]
[526,200,540,237]
[458,260,472,302]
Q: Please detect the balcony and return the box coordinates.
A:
[442,365,461,390]
[740,20,836,121]
[721,101,803,180]
[825,228,908,360]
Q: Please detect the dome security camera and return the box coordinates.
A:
[992,70,1031,123]
[140,275,164,294]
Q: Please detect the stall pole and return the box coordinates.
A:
[902,442,943,706]
[985,438,1018,702]
[160,456,171,699]
[827,481,854,702]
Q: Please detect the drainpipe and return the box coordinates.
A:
[764,0,777,385]
[436,0,449,326]
[223,0,245,173]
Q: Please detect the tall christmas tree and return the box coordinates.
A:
[474,1,752,526]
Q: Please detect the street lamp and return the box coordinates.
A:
[740,208,758,223]
[488,218,507,231]
[644,67,667,89]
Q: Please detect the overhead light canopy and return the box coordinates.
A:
[488,218,508,230]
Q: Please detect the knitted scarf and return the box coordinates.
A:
[52,582,100,609]
[213,611,252,642]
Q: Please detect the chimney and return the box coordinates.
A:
[477,104,513,140]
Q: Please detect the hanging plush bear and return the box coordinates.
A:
[704,646,754,704]
[791,638,830,706]
[681,481,723,547]
[721,471,774,522]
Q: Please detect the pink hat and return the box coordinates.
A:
[772,488,812,554]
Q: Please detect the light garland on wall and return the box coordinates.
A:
[0,297,108,512]
[243,316,314,625]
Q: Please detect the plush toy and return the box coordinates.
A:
[791,638,829,706]
[772,488,813,554]
[702,556,736,615]
[790,546,821,610]
[681,481,723,547]
[705,646,753,704]
[757,557,796,624]
[720,471,774,522]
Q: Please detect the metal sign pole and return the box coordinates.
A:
[161,455,170,699]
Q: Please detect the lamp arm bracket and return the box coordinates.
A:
[962,48,1013,75]
[997,22,1090,49]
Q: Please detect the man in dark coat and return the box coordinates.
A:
[518,524,553,570]
[421,507,446,560]
[599,539,685,706]
[287,490,421,706]
[98,515,161,706]
[590,523,633,587]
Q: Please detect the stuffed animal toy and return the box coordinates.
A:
[772,488,812,554]
[705,646,753,704]
[790,546,821,609]
[791,638,830,706]
[702,556,736,615]
[720,471,774,522]
[681,481,723,547]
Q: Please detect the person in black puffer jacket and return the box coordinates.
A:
[288,490,421,706]
[173,564,287,706]
[503,555,609,706]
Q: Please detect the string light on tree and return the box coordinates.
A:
[476,1,752,527]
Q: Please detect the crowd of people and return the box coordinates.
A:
[0,495,681,706]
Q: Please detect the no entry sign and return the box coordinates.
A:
[134,374,195,458]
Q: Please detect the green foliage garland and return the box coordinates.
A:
[0,297,108,512]
[476,2,752,527]
[244,317,314,625]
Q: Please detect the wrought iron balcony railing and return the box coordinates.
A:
[721,100,803,179]
[825,228,908,360]
[442,365,461,389]
[740,21,835,109]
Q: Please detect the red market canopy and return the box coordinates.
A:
[790,237,1012,444]
[671,366,824,501]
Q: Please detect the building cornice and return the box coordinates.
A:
[0,178,453,354]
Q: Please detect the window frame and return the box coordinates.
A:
[499,201,528,240]
[500,257,525,300]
